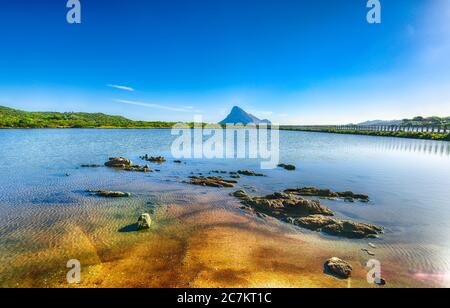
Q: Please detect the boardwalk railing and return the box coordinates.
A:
[281,125,450,134]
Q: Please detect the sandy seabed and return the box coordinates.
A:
[0,184,433,288]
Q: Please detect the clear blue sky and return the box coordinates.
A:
[0,0,449,124]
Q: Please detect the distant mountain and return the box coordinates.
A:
[219,106,271,125]
[358,119,402,126]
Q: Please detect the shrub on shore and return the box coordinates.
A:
[283,128,450,141]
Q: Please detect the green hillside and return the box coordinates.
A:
[0,105,178,128]
[401,116,450,127]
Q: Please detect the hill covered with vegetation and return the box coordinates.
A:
[401,116,450,127]
[282,127,450,141]
[0,105,179,128]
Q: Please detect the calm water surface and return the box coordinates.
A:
[0,129,449,287]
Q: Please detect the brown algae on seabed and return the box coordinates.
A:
[0,183,431,288]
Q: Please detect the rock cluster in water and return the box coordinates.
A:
[231,190,382,239]
[85,154,387,283]
[233,191,333,218]
[105,157,132,168]
[187,176,238,188]
[289,216,382,239]
[105,157,151,172]
[237,170,265,177]
[285,187,369,202]
[140,155,166,163]
[210,171,241,179]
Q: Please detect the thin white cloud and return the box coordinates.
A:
[107,84,135,92]
[114,99,195,113]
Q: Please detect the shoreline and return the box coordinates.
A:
[1,126,449,142]
[279,128,450,141]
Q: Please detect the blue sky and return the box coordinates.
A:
[0,0,449,124]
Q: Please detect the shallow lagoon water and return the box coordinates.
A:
[0,129,449,287]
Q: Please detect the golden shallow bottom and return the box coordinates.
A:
[1,191,439,289]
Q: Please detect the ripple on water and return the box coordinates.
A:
[0,130,449,287]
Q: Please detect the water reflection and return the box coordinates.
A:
[374,139,450,156]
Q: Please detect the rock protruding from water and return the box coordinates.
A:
[232,190,383,239]
[324,257,353,279]
[277,164,296,171]
[87,190,131,198]
[137,213,152,230]
[105,157,151,172]
[187,176,238,188]
[140,155,166,163]
[290,215,383,239]
[105,157,132,168]
[234,191,334,218]
[231,190,249,199]
[237,170,265,177]
[285,187,369,202]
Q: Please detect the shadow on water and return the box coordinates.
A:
[323,266,348,281]
[118,224,139,233]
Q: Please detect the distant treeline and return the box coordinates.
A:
[0,105,182,129]
[282,128,450,141]
[401,116,450,127]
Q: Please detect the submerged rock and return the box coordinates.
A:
[211,170,228,174]
[81,164,102,168]
[87,190,131,198]
[123,165,151,173]
[137,213,152,230]
[105,157,132,168]
[277,164,296,171]
[233,191,334,218]
[361,248,376,256]
[324,257,353,279]
[237,170,265,177]
[285,187,369,202]
[290,215,383,239]
[141,155,166,163]
[187,176,238,188]
[229,172,241,179]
